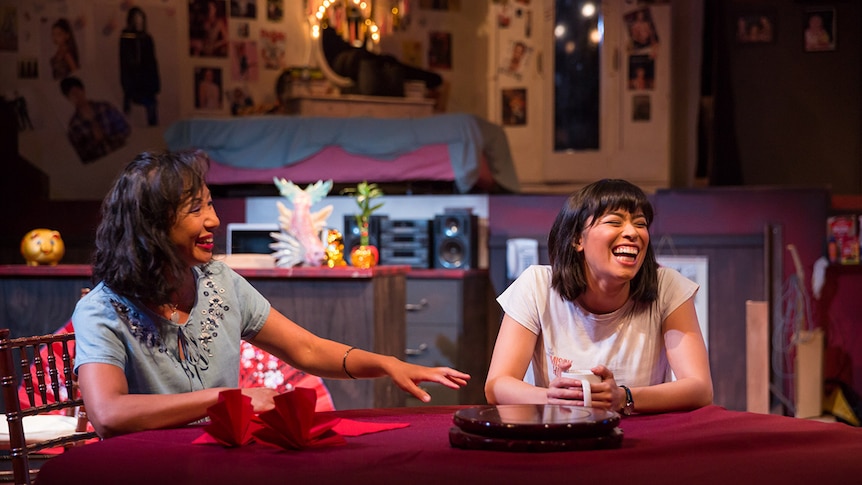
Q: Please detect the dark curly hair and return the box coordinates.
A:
[92,149,210,306]
[547,179,658,307]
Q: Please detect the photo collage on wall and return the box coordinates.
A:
[624,6,659,122]
[6,1,185,166]
[187,0,291,115]
[2,0,296,194]
[190,0,260,114]
[495,0,532,127]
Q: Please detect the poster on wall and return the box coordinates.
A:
[628,54,654,91]
[632,94,650,122]
[60,76,131,164]
[499,40,531,80]
[46,16,81,81]
[226,85,254,115]
[260,29,286,70]
[734,10,775,45]
[428,31,451,69]
[501,88,526,126]
[0,5,18,51]
[194,67,224,110]
[189,0,229,57]
[92,3,181,129]
[624,7,659,51]
[266,0,284,22]
[230,0,257,19]
[231,40,258,82]
[803,8,835,52]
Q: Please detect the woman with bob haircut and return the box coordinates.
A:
[485,179,713,415]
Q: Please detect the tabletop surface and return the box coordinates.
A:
[33,404,862,485]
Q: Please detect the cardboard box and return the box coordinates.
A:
[795,329,824,419]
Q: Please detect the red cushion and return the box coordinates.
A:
[239,341,335,412]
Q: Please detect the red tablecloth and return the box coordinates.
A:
[34,405,862,485]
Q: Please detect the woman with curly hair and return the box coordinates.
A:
[73,149,469,438]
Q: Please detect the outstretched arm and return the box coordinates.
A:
[249,308,470,403]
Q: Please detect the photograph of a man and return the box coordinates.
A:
[60,76,131,164]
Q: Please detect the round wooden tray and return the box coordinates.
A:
[452,404,620,440]
[448,426,623,452]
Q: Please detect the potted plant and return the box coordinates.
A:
[343,181,384,268]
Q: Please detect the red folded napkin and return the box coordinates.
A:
[193,389,261,447]
[252,387,345,449]
[193,387,411,450]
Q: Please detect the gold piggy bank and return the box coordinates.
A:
[20,229,65,266]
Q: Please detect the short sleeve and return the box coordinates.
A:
[657,266,699,321]
[207,261,271,339]
[496,265,552,335]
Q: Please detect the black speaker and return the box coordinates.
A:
[343,215,386,264]
[433,212,478,270]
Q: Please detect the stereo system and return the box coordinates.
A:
[343,210,477,269]
[379,219,431,268]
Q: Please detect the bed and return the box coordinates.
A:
[163,113,520,194]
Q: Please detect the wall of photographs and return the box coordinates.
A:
[0,0,314,199]
[0,0,486,200]
[489,0,673,191]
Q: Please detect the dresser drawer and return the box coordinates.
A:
[405,322,458,368]
[406,279,461,324]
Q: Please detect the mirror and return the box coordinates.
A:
[309,0,381,89]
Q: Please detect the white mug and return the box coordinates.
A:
[561,370,601,407]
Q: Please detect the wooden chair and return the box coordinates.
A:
[0,328,99,484]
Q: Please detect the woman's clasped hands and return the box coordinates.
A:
[546,365,625,411]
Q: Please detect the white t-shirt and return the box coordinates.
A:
[497,265,698,388]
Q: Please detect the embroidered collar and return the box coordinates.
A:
[109,264,231,382]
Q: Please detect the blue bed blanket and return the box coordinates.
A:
[163,113,520,193]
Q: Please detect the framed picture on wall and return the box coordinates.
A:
[803,8,836,52]
[734,10,776,44]
[501,88,526,126]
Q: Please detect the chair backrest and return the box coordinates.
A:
[0,328,99,484]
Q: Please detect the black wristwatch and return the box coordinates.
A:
[620,385,634,416]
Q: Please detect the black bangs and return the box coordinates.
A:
[586,179,653,226]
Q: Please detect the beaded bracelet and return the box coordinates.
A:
[342,346,357,379]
